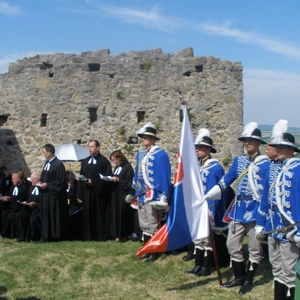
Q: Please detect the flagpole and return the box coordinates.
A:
[210,225,223,287]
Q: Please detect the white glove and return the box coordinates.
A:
[286,227,300,247]
[255,225,266,241]
[150,193,169,210]
[205,185,221,201]
[125,194,134,204]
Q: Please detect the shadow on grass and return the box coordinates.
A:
[0,285,7,300]
[15,297,41,300]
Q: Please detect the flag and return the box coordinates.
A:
[136,106,209,257]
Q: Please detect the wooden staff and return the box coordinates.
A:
[210,224,223,287]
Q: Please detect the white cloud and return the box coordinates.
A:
[0,1,21,16]
[97,5,185,32]
[244,68,300,126]
[69,4,300,61]
[200,22,300,61]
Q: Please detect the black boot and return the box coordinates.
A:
[274,280,285,300]
[238,261,258,294]
[145,253,161,263]
[223,260,245,288]
[185,249,204,275]
[284,285,295,300]
[139,234,151,259]
[196,250,213,276]
[182,242,195,262]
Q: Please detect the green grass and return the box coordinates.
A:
[0,238,274,299]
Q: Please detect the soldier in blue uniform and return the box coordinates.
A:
[205,122,269,294]
[256,120,300,300]
[185,128,228,276]
[132,122,171,263]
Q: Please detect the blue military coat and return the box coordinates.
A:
[219,154,270,224]
[200,158,227,230]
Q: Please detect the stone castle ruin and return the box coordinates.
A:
[0,47,243,175]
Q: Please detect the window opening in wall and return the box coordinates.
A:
[195,65,203,72]
[137,111,145,124]
[41,114,47,127]
[183,70,192,77]
[48,72,54,78]
[88,63,100,72]
[0,114,9,126]
[88,107,98,124]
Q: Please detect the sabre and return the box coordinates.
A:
[261,221,300,235]
[125,184,160,203]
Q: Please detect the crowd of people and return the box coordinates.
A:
[0,118,299,300]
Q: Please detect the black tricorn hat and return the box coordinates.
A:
[137,127,160,140]
[269,132,300,152]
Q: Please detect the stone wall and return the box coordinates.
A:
[0,47,243,175]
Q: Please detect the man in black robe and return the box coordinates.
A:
[26,173,42,242]
[1,172,28,240]
[77,139,112,241]
[39,144,68,242]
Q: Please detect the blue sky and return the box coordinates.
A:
[1,0,300,126]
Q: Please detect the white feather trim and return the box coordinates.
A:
[241,122,258,137]
[270,119,288,143]
[195,128,210,144]
[136,122,156,135]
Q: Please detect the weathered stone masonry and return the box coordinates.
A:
[0,47,243,175]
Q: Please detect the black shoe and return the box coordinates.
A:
[223,278,245,288]
[37,238,49,244]
[140,254,150,259]
[196,267,211,277]
[182,253,196,262]
[239,281,253,294]
[145,253,160,263]
[185,265,202,275]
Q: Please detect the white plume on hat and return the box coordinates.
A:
[136,122,156,135]
[195,128,210,145]
[270,119,288,143]
[241,122,258,138]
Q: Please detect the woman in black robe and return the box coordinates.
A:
[110,150,134,242]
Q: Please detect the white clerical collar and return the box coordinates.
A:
[88,157,97,164]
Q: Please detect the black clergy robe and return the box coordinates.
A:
[77,153,112,241]
[40,157,68,241]
[110,162,134,240]
[26,185,42,242]
[2,182,28,240]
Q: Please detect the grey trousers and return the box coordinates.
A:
[138,202,161,237]
[227,221,261,264]
[268,237,299,288]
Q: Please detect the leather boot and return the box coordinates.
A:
[274,280,285,300]
[196,250,213,276]
[284,285,295,300]
[139,234,151,259]
[239,261,258,294]
[185,249,204,274]
[182,242,195,262]
[145,253,160,263]
[223,260,245,288]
